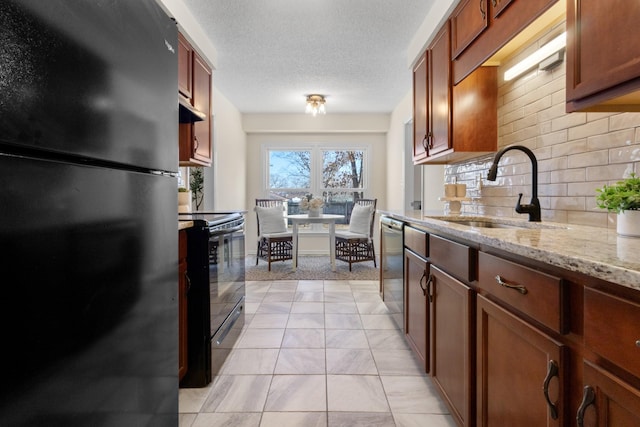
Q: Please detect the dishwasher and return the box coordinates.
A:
[380,216,404,329]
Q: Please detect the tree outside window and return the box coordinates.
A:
[266,147,367,226]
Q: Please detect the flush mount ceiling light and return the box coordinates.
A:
[305,94,327,116]
[504,31,566,81]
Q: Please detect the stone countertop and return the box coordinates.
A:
[379,210,640,292]
[178,221,193,231]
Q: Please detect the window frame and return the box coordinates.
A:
[261,142,371,232]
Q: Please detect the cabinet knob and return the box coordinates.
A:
[636,340,640,348]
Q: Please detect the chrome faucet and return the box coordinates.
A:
[487,145,541,222]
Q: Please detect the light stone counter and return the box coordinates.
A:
[379,210,640,292]
[178,220,193,231]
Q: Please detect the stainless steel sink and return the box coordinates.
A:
[444,220,528,229]
[430,217,568,230]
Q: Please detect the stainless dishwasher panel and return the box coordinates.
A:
[380,216,404,329]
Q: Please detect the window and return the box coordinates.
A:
[264,144,369,227]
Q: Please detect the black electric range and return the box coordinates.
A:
[179,212,245,387]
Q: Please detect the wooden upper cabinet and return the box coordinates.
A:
[429,22,452,158]
[491,0,515,18]
[451,0,489,60]
[412,52,429,163]
[178,32,212,167]
[178,32,193,100]
[452,0,559,85]
[566,0,640,112]
[191,52,212,164]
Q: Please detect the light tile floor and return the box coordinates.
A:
[179,279,456,427]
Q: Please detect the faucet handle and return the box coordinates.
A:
[515,193,526,214]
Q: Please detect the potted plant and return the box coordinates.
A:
[190,167,204,211]
[596,173,640,237]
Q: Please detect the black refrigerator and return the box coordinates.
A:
[0,1,180,425]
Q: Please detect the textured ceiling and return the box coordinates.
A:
[181,0,436,114]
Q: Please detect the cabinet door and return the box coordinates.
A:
[584,287,640,380]
[404,248,429,372]
[477,295,565,426]
[452,0,558,84]
[412,53,429,163]
[428,22,452,158]
[430,265,474,427]
[578,361,640,427]
[451,0,489,60]
[566,0,640,111]
[191,52,212,164]
[178,32,192,100]
[178,230,188,381]
[491,0,515,18]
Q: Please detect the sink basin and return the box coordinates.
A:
[429,217,568,230]
[444,220,528,229]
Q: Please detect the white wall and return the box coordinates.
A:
[204,88,247,211]
[386,92,412,211]
[407,0,458,68]
[386,90,445,214]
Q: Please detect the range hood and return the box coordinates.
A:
[179,95,206,123]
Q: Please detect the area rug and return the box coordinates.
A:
[245,255,380,281]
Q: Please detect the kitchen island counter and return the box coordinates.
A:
[379,210,640,292]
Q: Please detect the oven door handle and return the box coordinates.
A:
[209,224,244,236]
[214,300,244,346]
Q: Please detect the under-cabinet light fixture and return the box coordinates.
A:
[504,32,566,81]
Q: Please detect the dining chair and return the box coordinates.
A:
[255,198,294,271]
[335,198,377,271]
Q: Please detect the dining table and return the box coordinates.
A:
[285,213,345,271]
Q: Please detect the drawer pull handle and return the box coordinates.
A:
[576,385,596,427]
[495,275,528,294]
[542,360,559,420]
[479,0,486,20]
[636,340,640,348]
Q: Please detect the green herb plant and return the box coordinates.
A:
[190,167,204,211]
[595,173,640,214]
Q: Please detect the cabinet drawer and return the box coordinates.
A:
[404,225,428,258]
[429,234,475,282]
[478,252,565,334]
[585,287,640,380]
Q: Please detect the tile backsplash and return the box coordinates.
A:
[446,22,640,229]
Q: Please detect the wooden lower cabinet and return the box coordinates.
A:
[404,248,429,372]
[430,265,474,426]
[476,294,565,426]
[178,230,188,381]
[578,361,640,427]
